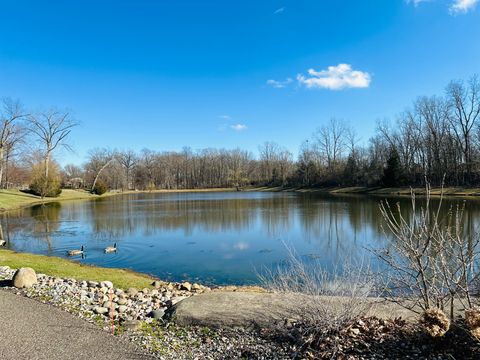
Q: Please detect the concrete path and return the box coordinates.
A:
[0,290,154,360]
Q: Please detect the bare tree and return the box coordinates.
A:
[414,96,450,184]
[117,149,138,190]
[258,141,281,183]
[446,75,480,183]
[84,148,115,192]
[314,118,348,173]
[28,109,78,178]
[0,98,27,188]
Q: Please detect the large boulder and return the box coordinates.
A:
[167,291,418,329]
[12,268,37,288]
[167,291,297,328]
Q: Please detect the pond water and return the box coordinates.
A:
[1,191,479,285]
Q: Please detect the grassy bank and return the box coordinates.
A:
[0,187,236,212]
[0,249,157,289]
[249,185,480,197]
[0,189,102,212]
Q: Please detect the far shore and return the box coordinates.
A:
[249,185,480,197]
[0,187,236,212]
[2,185,480,213]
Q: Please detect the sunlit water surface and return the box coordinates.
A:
[2,191,478,285]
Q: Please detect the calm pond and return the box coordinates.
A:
[1,191,478,285]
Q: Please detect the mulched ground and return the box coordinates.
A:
[268,316,480,359]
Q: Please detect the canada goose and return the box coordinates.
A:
[0,240,6,246]
[67,245,84,256]
[104,243,117,253]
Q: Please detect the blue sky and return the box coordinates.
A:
[0,0,479,165]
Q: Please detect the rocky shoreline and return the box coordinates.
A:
[0,266,292,359]
[2,265,208,323]
[2,266,479,359]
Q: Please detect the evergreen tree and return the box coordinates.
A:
[343,154,359,186]
[382,147,403,187]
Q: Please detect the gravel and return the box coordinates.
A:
[0,265,292,359]
[3,265,477,359]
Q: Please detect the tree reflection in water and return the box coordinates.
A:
[3,192,480,284]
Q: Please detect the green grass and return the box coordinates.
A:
[0,187,238,212]
[0,249,159,289]
[0,188,102,211]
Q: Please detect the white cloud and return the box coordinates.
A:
[266,78,293,89]
[230,124,247,131]
[218,115,231,120]
[297,64,371,90]
[406,0,431,6]
[406,0,478,13]
[450,0,479,13]
[274,7,285,14]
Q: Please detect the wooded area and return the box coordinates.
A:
[1,75,479,194]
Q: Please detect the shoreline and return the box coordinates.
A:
[0,248,265,292]
[3,184,480,213]
[248,185,480,198]
[1,262,476,359]
[0,187,237,213]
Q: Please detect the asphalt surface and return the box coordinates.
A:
[0,290,155,360]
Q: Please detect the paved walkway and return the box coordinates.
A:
[0,290,154,360]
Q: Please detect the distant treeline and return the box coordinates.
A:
[1,75,479,192]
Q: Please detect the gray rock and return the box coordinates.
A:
[127,288,138,296]
[102,301,116,309]
[171,296,188,306]
[118,305,128,313]
[123,320,142,331]
[94,306,109,315]
[192,283,202,291]
[100,281,113,289]
[117,298,128,305]
[169,291,297,328]
[180,282,192,291]
[152,281,162,288]
[88,280,99,287]
[12,268,37,288]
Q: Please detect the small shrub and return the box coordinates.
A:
[92,181,107,195]
[376,184,480,318]
[465,307,480,339]
[421,308,450,337]
[258,244,374,354]
[29,175,62,198]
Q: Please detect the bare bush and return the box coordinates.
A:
[375,183,480,321]
[258,245,374,355]
[465,307,480,339]
[421,308,450,337]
